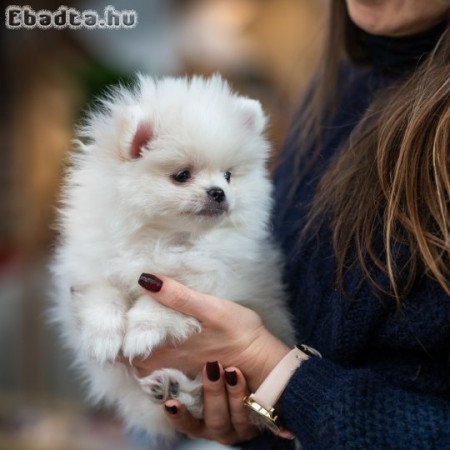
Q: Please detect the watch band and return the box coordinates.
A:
[243,344,322,435]
[251,346,309,410]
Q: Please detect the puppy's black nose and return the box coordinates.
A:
[207,187,225,203]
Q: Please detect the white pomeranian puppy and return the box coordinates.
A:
[51,74,294,437]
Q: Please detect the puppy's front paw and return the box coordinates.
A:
[122,325,165,360]
[72,284,127,364]
[122,296,201,359]
[81,315,125,364]
[139,369,203,419]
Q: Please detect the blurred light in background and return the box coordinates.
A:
[0,0,326,448]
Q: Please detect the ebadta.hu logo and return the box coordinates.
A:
[5,5,138,29]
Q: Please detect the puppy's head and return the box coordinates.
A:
[78,75,272,233]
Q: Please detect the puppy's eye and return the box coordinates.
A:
[224,171,231,183]
[172,170,192,183]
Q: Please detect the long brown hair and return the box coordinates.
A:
[296,1,450,303]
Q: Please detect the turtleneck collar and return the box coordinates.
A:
[360,20,447,75]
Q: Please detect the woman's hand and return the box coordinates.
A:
[121,273,295,443]
[162,363,259,445]
[131,273,290,392]
[161,362,295,444]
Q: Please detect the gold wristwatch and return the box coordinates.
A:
[243,344,322,434]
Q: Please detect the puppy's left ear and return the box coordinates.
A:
[236,98,267,134]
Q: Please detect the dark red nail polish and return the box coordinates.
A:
[224,370,237,386]
[138,273,163,292]
[165,405,177,415]
[206,361,220,382]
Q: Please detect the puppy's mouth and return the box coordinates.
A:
[196,203,229,217]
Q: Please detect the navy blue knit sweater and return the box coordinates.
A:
[241,25,450,450]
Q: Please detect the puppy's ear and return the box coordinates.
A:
[130,122,154,159]
[114,109,154,160]
[86,77,158,160]
[236,98,267,134]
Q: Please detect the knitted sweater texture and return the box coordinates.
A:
[241,25,450,450]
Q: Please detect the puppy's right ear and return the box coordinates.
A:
[114,110,154,160]
[88,86,157,161]
[130,122,154,159]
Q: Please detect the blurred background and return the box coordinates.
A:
[0,0,326,448]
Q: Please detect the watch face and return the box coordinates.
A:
[265,417,281,434]
[244,397,281,435]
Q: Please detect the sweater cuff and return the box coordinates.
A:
[280,356,342,442]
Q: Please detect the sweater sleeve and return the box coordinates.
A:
[281,357,450,449]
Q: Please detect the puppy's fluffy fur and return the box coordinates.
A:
[51,74,294,437]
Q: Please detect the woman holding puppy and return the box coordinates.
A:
[131,1,450,448]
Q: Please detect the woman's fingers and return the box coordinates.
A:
[202,362,232,436]
[163,363,234,443]
[138,273,230,324]
[224,367,258,440]
[163,400,203,439]
[163,363,258,445]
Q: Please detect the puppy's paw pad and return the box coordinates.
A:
[139,369,203,417]
[139,372,180,403]
[122,326,165,359]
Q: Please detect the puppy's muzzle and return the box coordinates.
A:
[198,187,229,217]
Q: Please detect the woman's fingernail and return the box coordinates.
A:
[138,273,163,292]
[224,370,237,386]
[206,361,220,382]
[165,404,178,415]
